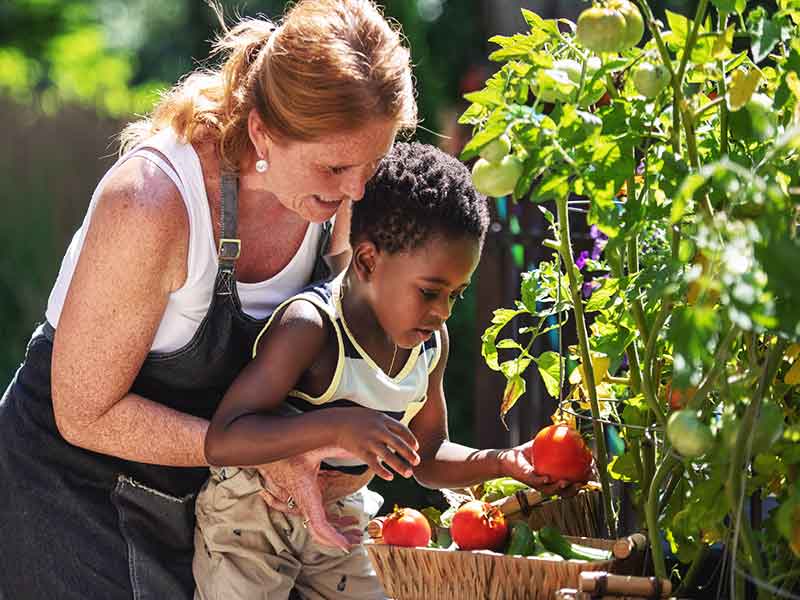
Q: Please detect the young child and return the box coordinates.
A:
[193,142,569,600]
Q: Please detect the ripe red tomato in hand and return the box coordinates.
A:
[450,500,509,551]
[381,507,431,547]
[530,423,593,483]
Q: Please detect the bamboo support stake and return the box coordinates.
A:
[579,572,673,597]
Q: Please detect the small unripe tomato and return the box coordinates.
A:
[576,7,627,53]
[609,0,645,49]
[471,155,524,198]
[667,410,715,458]
[478,134,511,163]
[632,61,670,98]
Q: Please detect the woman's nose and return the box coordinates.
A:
[340,169,369,201]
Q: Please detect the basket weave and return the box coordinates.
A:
[366,536,616,600]
[524,489,603,538]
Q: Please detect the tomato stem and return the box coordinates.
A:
[644,453,679,579]
[555,193,617,538]
[725,340,782,598]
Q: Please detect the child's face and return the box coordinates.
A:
[369,235,481,348]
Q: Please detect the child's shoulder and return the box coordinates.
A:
[255,279,338,354]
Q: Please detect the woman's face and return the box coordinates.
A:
[257,118,398,223]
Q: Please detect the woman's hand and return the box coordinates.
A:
[257,446,363,551]
[496,440,591,498]
[327,406,421,481]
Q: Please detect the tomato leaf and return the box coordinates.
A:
[535,351,565,397]
[500,373,526,423]
[748,9,782,64]
[726,68,762,111]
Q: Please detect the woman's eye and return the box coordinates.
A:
[420,289,438,299]
[329,166,348,175]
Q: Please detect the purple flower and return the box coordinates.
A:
[589,225,606,240]
[589,226,608,260]
[582,279,601,298]
[576,250,590,270]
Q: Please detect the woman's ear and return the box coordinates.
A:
[351,240,379,282]
[247,108,272,160]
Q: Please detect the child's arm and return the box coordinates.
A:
[411,325,581,496]
[205,299,419,479]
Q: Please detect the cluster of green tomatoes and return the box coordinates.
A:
[471,0,672,199]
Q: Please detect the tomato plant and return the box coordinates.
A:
[450,500,509,551]
[381,506,432,547]
[463,1,800,595]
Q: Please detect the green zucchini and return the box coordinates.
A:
[537,526,612,561]
[505,522,539,556]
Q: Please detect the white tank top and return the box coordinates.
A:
[45,128,325,353]
[251,272,442,474]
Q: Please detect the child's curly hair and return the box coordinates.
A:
[351,142,490,254]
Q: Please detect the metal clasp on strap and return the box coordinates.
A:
[218,238,241,261]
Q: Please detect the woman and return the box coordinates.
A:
[0,1,414,598]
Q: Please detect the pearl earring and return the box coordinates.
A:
[255,158,269,173]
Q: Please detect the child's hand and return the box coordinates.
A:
[497,441,591,498]
[328,406,421,481]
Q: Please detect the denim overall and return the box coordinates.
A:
[0,172,331,599]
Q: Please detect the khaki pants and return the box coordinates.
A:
[193,467,386,600]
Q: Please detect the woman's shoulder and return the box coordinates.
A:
[91,155,191,290]
[99,154,189,237]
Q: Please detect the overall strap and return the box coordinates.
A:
[215,171,240,296]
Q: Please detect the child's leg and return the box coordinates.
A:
[193,467,306,600]
[294,487,387,600]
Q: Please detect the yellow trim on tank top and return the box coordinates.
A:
[331,275,421,381]
[251,291,344,406]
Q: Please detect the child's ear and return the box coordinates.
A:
[351,240,379,282]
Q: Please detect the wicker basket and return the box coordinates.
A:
[487,485,603,539]
[366,536,618,600]
[524,489,603,538]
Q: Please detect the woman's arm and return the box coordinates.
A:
[52,157,209,467]
[411,326,577,495]
[205,299,420,476]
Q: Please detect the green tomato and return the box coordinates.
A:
[667,410,715,459]
[576,7,627,53]
[632,62,670,98]
[471,156,524,198]
[479,135,512,164]
[610,0,644,49]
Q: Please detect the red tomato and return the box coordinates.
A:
[530,423,593,483]
[665,382,696,411]
[381,507,431,547]
[450,500,509,551]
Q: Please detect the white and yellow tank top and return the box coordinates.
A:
[253,273,442,474]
